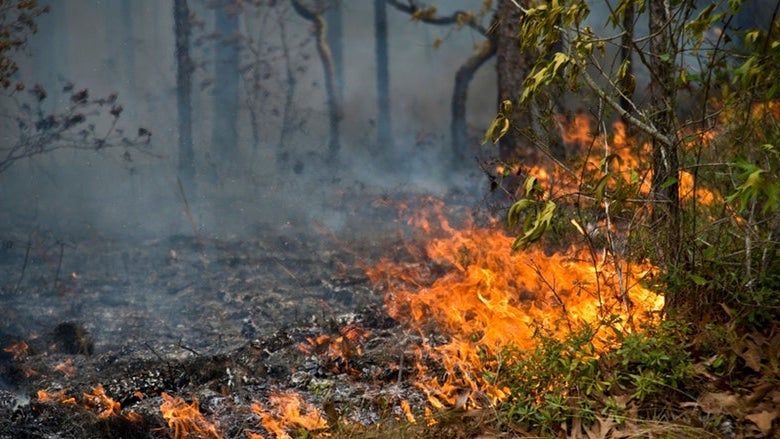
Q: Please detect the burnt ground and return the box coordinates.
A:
[0,188,488,438]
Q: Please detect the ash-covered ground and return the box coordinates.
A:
[0,182,490,438]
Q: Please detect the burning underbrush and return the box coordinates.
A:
[367,214,664,409]
[2,113,778,437]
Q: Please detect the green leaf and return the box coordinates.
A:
[481,100,513,145]
[507,199,536,228]
[512,201,557,250]
[689,273,708,286]
[660,177,678,189]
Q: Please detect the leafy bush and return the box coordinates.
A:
[497,319,696,435]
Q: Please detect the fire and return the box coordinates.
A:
[54,358,77,377]
[368,223,663,408]
[297,323,370,373]
[82,385,122,419]
[160,392,222,439]
[251,391,328,439]
[3,340,29,361]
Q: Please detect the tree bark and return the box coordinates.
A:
[174,0,195,194]
[495,0,534,162]
[374,0,394,156]
[325,0,343,103]
[452,39,496,167]
[212,0,240,169]
[291,0,342,161]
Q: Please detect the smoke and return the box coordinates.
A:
[0,0,502,242]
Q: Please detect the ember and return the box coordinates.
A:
[2,340,28,361]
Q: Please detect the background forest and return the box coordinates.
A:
[2,0,780,438]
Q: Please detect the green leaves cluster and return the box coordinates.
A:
[480,99,512,145]
[499,319,695,435]
[506,175,557,250]
[726,150,779,215]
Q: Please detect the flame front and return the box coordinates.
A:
[369,225,663,407]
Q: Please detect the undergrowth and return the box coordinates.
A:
[494,318,697,436]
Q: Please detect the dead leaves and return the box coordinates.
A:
[687,328,780,437]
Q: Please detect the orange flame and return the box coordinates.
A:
[54,358,77,377]
[368,222,662,408]
[160,392,222,439]
[3,340,29,361]
[251,391,328,439]
[37,385,137,422]
[82,385,122,419]
[297,323,370,372]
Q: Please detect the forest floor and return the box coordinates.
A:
[0,182,777,438]
[0,185,485,438]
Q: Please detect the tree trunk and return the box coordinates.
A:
[648,0,681,278]
[174,0,195,194]
[495,0,534,162]
[452,39,496,168]
[212,0,240,170]
[374,0,394,156]
[291,0,342,162]
[325,0,343,104]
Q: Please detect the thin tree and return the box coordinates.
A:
[385,0,496,166]
[495,0,535,162]
[174,0,195,193]
[325,0,344,103]
[291,0,342,161]
[375,0,394,157]
[212,0,240,170]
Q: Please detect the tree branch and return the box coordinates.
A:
[385,0,489,36]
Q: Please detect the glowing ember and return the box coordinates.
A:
[251,391,328,439]
[160,392,222,439]
[3,340,29,361]
[297,323,370,373]
[54,358,77,377]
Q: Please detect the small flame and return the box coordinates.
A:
[3,340,29,361]
[297,323,369,374]
[54,358,77,377]
[37,386,135,421]
[82,385,122,419]
[252,391,328,439]
[160,392,222,439]
[400,399,416,423]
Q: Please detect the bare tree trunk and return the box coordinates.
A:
[374,0,394,157]
[325,0,343,103]
[648,0,681,272]
[452,39,496,168]
[291,0,342,162]
[174,0,195,194]
[277,8,296,165]
[212,0,240,171]
[496,0,534,162]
